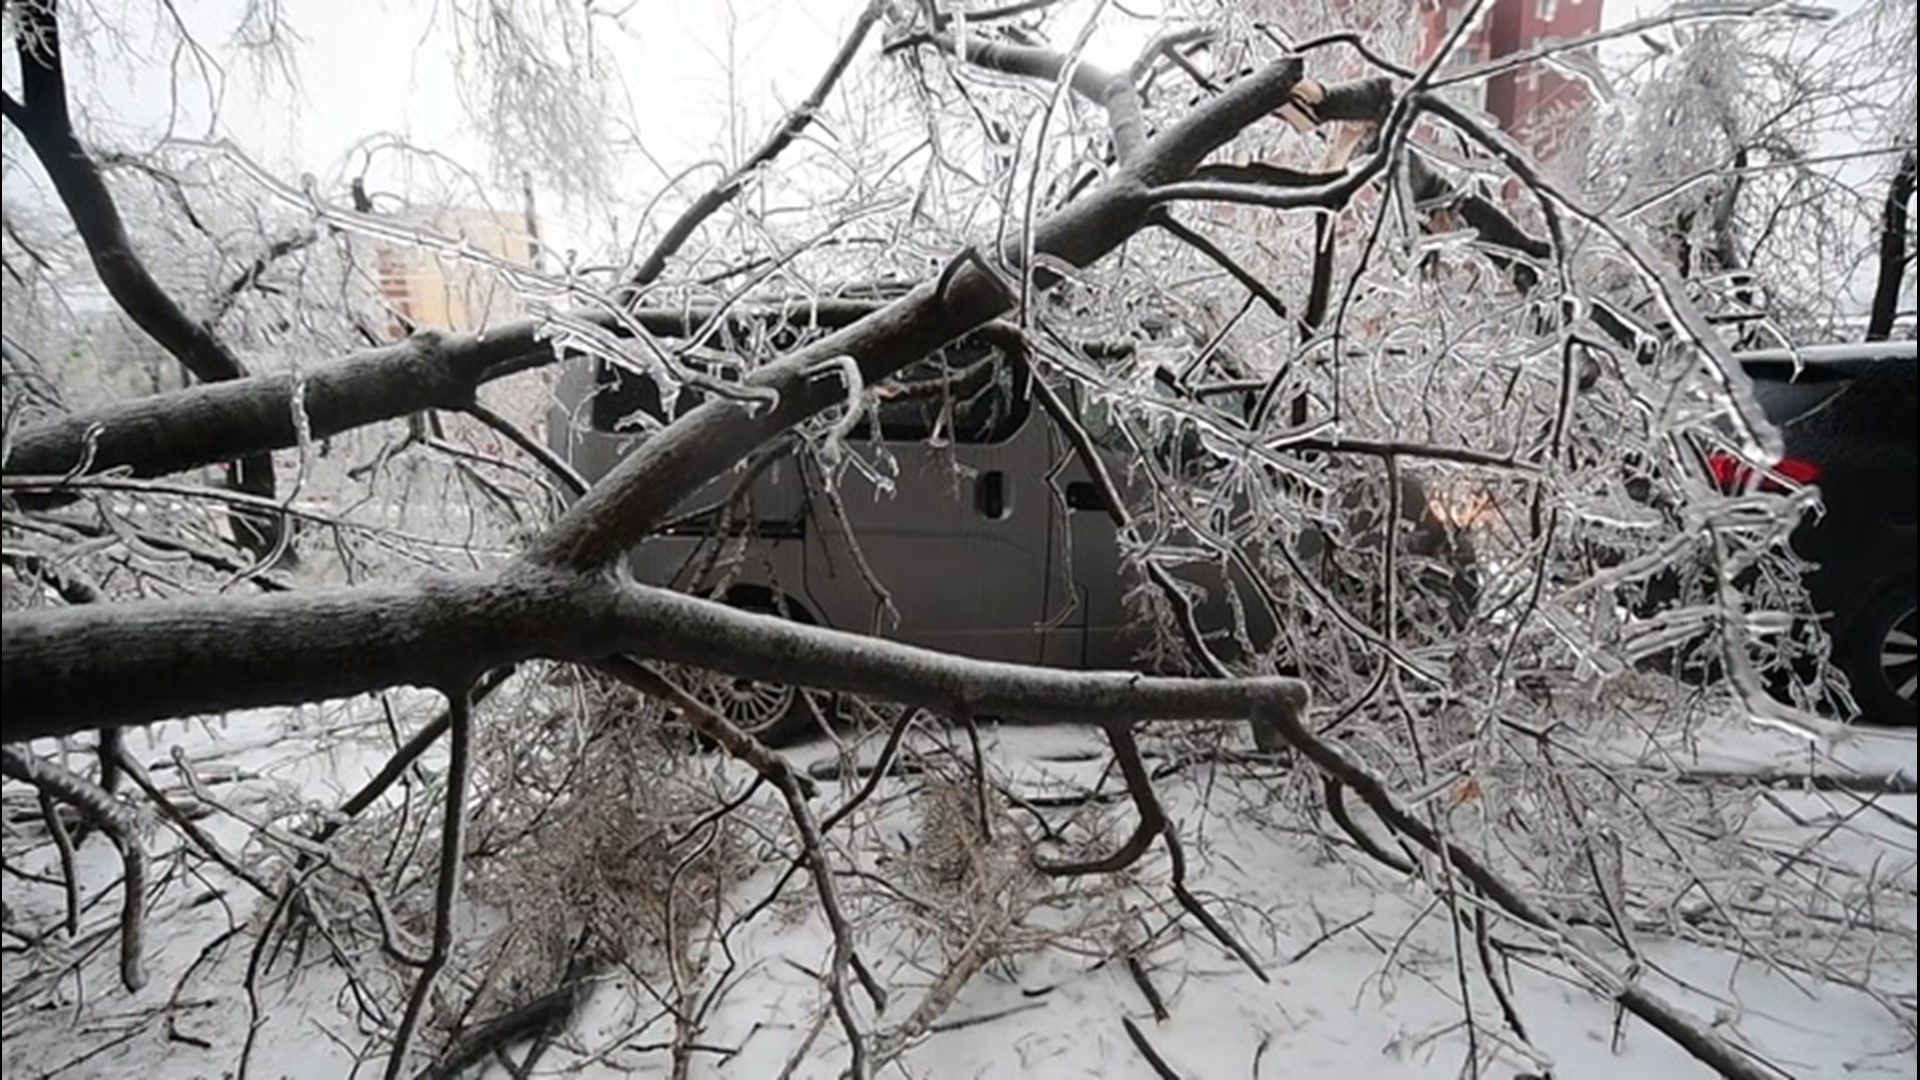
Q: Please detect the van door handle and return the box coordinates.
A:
[975,470,1009,519]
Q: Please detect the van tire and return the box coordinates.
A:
[676,587,821,746]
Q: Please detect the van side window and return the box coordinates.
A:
[590,340,1030,444]
[590,358,704,432]
[852,342,1030,444]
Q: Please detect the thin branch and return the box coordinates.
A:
[1121,1016,1186,1080]
[1152,210,1290,322]
[463,401,586,497]
[310,665,517,846]
[38,786,81,935]
[623,0,889,294]
[384,683,473,1080]
[1323,775,1413,874]
[208,228,322,324]
[0,746,148,991]
[1253,698,1780,1080]
[105,740,276,897]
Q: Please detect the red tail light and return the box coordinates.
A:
[1706,451,1821,493]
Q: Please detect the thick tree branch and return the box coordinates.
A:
[1866,149,1915,342]
[7,52,1336,510]
[1,567,1307,743]
[1304,76,1397,123]
[6,0,281,555]
[1148,167,1380,210]
[2,300,884,484]
[5,329,536,483]
[529,56,1311,572]
[913,31,1120,103]
[1189,161,1349,188]
[6,8,233,381]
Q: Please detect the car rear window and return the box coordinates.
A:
[1744,358,1917,428]
[1748,376,1850,424]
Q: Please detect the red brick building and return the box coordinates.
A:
[1417,0,1604,159]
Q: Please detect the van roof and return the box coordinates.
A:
[1732,341,1917,366]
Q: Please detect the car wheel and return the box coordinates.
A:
[1840,586,1918,726]
[664,587,820,746]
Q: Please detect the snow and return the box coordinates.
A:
[2,707,1914,1079]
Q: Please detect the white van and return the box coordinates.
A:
[550,313,1477,741]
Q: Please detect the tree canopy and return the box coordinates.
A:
[2,1,1913,1077]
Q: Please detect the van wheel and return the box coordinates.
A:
[1841,586,1917,726]
[673,587,818,745]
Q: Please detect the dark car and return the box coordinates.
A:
[1705,342,1917,725]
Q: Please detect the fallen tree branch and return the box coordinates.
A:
[418,967,587,1080]
[2,298,890,484]
[383,684,473,1080]
[528,57,1320,572]
[3,553,1310,745]
[1122,1015,1186,1080]
[1253,698,1780,1080]
[0,746,148,991]
[310,666,518,847]
[463,402,586,497]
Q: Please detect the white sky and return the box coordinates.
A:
[2,0,1901,300]
[17,1,1812,185]
[6,0,892,259]
[0,0,1722,229]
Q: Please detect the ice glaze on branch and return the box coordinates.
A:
[4,0,283,555]
[525,54,1312,572]
[1,566,1309,743]
[2,299,885,484]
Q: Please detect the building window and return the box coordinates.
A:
[1538,0,1558,19]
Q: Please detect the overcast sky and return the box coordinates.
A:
[3,0,1899,301]
[0,1,1746,221]
[13,0,1722,198]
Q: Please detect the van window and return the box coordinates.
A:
[589,339,1030,444]
[589,357,719,432]
[851,341,1030,444]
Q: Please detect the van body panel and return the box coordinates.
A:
[805,428,1053,663]
[549,338,1466,684]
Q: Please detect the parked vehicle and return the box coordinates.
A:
[1704,342,1917,725]
[550,324,1477,742]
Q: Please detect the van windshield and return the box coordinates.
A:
[590,339,1030,445]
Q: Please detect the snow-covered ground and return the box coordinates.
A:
[2,704,1914,1079]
